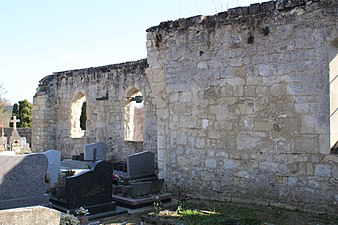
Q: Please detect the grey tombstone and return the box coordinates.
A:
[43,150,61,187]
[127,150,155,179]
[84,142,106,161]
[0,153,50,210]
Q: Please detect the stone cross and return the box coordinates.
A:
[10,116,20,131]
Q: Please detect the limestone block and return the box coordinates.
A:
[224,159,238,170]
[286,83,303,95]
[314,164,331,177]
[176,134,187,145]
[254,121,272,131]
[179,91,192,102]
[271,83,286,96]
[205,159,217,169]
[259,162,278,172]
[157,136,165,148]
[208,130,221,139]
[226,77,245,86]
[195,137,206,149]
[158,149,167,161]
[306,163,314,176]
[180,117,198,128]
[294,136,318,154]
[332,166,338,179]
[244,85,256,97]
[257,64,275,77]
[177,156,189,166]
[236,132,264,150]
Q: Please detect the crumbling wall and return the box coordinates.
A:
[146,0,338,213]
[32,59,157,160]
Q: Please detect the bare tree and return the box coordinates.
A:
[0,85,11,126]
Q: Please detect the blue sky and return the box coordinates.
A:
[0,0,263,104]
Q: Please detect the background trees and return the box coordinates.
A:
[11,99,33,128]
[0,85,11,125]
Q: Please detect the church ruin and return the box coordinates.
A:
[33,0,338,213]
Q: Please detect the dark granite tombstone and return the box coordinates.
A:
[50,160,116,216]
[0,153,50,210]
[112,151,169,210]
[150,179,164,194]
[127,151,155,179]
[131,181,152,197]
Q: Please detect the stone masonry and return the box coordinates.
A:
[146,0,338,213]
[33,0,338,213]
[32,59,157,160]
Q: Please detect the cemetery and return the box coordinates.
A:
[1,0,338,224]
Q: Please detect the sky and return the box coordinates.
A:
[0,0,264,104]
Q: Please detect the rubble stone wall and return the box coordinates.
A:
[146,0,338,213]
[32,59,157,160]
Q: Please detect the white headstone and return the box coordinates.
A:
[43,150,61,187]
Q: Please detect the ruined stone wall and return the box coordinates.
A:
[32,59,157,160]
[146,0,338,213]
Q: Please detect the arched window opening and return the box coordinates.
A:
[71,93,87,138]
[124,89,144,141]
[329,38,338,152]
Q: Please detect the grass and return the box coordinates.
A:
[101,199,338,225]
[148,199,338,225]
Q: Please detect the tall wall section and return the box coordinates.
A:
[146,0,338,213]
[32,59,157,160]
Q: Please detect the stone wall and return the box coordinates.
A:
[0,128,32,146]
[146,0,338,213]
[32,59,157,160]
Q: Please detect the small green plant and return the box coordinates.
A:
[60,213,80,225]
[153,197,163,215]
[176,193,189,214]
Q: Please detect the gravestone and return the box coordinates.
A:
[84,142,106,161]
[43,150,61,187]
[9,116,21,152]
[8,116,31,154]
[50,160,117,217]
[112,151,169,210]
[0,153,50,210]
[0,206,61,225]
[127,151,155,179]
